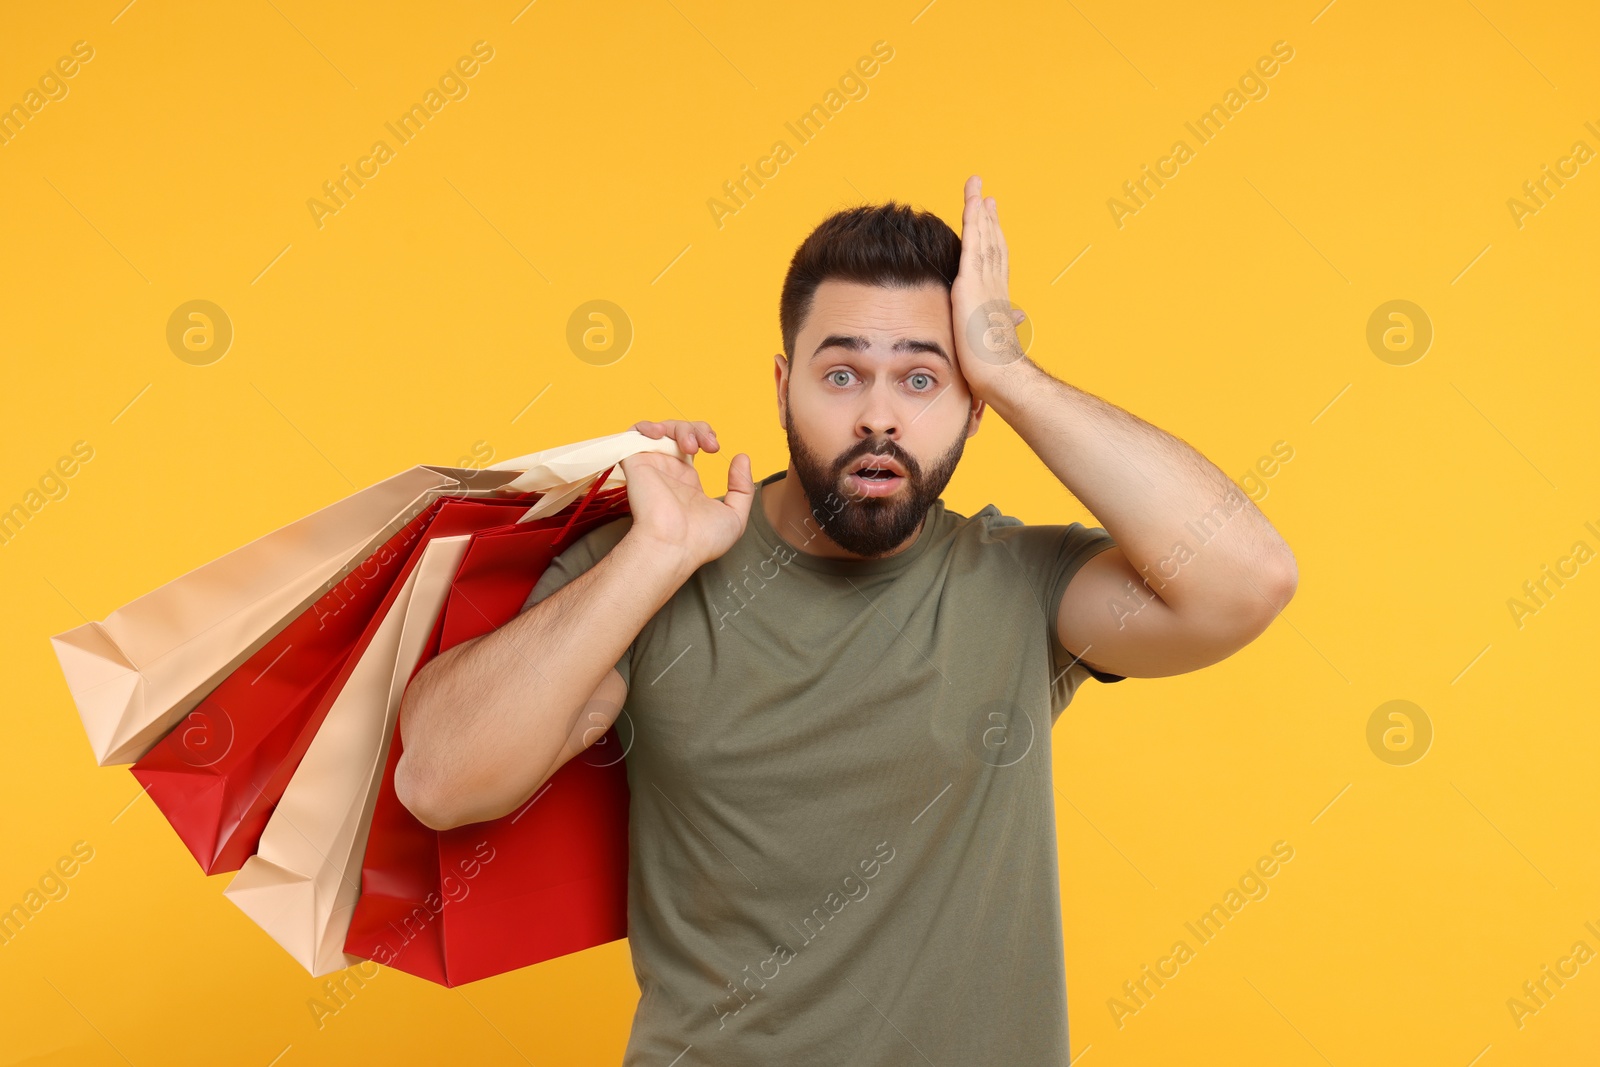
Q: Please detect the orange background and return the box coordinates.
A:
[2,1,1597,1064]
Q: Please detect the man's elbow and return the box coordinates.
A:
[392,657,481,830]
[396,742,502,832]
[1233,556,1297,638]
[394,751,461,831]
[395,749,528,831]
[1270,552,1298,608]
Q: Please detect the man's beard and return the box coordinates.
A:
[783,401,967,558]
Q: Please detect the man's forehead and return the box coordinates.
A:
[804,279,952,342]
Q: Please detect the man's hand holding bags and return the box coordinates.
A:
[623,419,753,575]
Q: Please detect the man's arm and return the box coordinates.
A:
[394,529,695,830]
[987,362,1297,678]
[395,427,753,830]
[948,175,1297,679]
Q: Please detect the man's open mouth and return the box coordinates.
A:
[845,457,907,497]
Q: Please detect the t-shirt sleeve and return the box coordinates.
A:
[519,515,637,691]
[987,511,1126,706]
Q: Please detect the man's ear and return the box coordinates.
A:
[966,397,986,439]
[774,353,789,431]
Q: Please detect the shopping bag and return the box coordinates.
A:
[228,471,627,978]
[344,479,634,986]
[222,533,474,976]
[48,429,684,976]
[130,497,536,875]
[51,429,685,768]
[51,465,521,766]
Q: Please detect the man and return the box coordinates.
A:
[394,175,1298,1064]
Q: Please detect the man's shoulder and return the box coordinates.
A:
[926,502,1041,574]
[942,503,1111,569]
[945,501,1021,540]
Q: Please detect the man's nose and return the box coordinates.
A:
[858,382,899,439]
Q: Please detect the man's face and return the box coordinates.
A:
[778,279,983,558]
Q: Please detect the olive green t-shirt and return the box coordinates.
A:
[521,468,1123,1065]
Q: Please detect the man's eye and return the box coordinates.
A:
[908,373,934,390]
[828,370,854,387]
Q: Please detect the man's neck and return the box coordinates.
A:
[763,463,926,562]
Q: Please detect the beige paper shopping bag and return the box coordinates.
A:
[51,467,502,766]
[222,534,470,977]
[51,430,686,766]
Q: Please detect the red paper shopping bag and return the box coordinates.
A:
[345,474,634,986]
[131,496,538,874]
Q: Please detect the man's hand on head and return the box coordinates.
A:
[950,174,1030,402]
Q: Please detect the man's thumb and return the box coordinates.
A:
[722,453,755,526]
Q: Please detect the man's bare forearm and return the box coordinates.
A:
[982,358,1298,616]
[394,530,695,828]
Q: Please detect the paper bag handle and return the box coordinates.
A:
[554,462,617,540]
[485,430,686,523]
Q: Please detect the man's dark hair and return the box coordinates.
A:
[778,201,960,361]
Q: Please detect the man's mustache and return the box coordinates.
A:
[836,441,918,480]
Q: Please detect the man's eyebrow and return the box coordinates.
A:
[809,335,951,367]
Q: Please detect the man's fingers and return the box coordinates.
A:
[988,196,1008,278]
[674,423,699,454]
[975,194,999,275]
[633,419,721,455]
[961,177,985,245]
[958,177,984,276]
